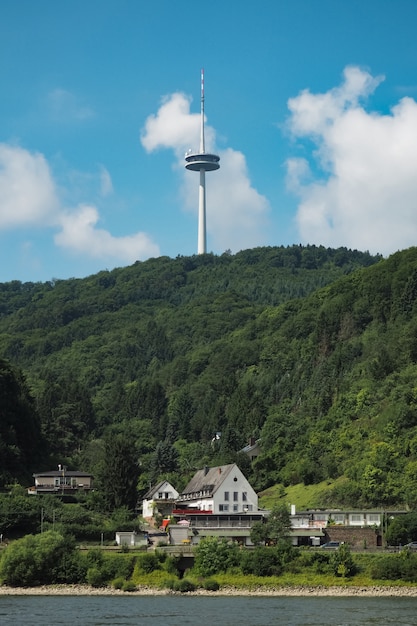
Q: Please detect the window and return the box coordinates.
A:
[242,492,247,501]
[233,492,238,501]
[224,491,229,501]
[219,504,229,512]
[350,514,363,523]
[158,492,163,499]
[233,504,238,512]
[368,514,380,523]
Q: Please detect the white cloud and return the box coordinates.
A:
[99,166,113,197]
[0,143,159,265]
[55,204,159,261]
[286,66,417,255]
[141,93,202,155]
[47,88,95,122]
[0,144,59,228]
[141,93,269,252]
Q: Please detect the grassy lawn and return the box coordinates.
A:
[258,477,349,510]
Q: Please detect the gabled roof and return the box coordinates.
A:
[33,471,93,478]
[240,439,261,454]
[179,464,237,498]
[143,479,176,499]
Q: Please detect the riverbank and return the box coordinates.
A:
[1,584,417,597]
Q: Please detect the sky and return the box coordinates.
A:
[1,0,417,283]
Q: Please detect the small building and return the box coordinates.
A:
[289,506,406,548]
[28,469,93,495]
[240,437,261,462]
[170,511,265,547]
[115,531,147,548]
[175,463,258,514]
[142,480,179,521]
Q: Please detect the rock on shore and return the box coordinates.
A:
[1,584,417,596]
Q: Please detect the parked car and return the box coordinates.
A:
[320,541,341,549]
[402,542,417,550]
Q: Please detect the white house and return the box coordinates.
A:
[142,480,179,520]
[175,463,258,514]
[115,531,147,547]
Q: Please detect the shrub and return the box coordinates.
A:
[0,531,83,587]
[86,548,104,566]
[112,577,125,589]
[370,554,417,582]
[297,549,332,573]
[240,546,282,577]
[163,577,176,590]
[173,579,196,593]
[163,555,182,576]
[194,537,240,577]
[330,544,357,577]
[122,580,137,592]
[86,567,106,587]
[203,578,220,591]
[136,552,161,574]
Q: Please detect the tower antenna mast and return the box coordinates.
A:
[185,69,220,254]
[200,68,205,153]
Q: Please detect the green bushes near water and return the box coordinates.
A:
[0,531,83,586]
[0,532,135,588]
[3,532,417,590]
[369,552,417,582]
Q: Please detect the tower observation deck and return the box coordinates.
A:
[185,69,220,254]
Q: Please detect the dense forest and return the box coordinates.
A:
[4,243,417,510]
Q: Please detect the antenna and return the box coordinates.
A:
[200,68,205,153]
[185,69,220,254]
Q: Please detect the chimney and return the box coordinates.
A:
[204,466,209,476]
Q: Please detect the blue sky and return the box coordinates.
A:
[1,0,417,282]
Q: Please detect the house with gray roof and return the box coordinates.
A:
[142,480,179,521]
[175,463,258,514]
[28,469,93,495]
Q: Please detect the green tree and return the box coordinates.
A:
[0,359,44,487]
[151,439,179,481]
[240,545,283,576]
[194,537,240,577]
[0,531,82,586]
[99,434,140,511]
[265,504,292,544]
[331,543,357,577]
[385,512,417,546]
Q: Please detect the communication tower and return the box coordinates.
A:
[185,69,220,254]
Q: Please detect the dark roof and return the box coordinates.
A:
[143,480,168,499]
[179,464,237,498]
[33,471,93,478]
[240,439,261,454]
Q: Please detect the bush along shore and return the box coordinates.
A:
[2,533,417,595]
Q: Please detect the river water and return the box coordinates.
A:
[0,595,417,625]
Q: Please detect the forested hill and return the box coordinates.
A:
[7,242,417,508]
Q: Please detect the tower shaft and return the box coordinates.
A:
[198,169,206,254]
[185,69,220,255]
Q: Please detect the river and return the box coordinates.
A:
[1,595,417,625]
